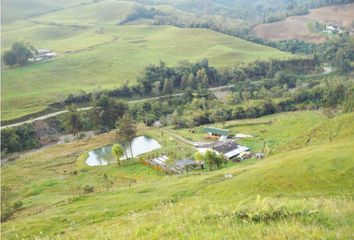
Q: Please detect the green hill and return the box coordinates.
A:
[2,111,353,239]
[1,0,93,23]
[2,25,292,121]
[31,1,138,26]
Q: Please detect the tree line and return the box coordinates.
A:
[2,71,352,155]
[64,57,318,107]
[2,53,351,155]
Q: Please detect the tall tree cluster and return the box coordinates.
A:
[3,42,34,66]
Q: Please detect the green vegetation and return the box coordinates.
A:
[64,105,83,139]
[1,111,353,239]
[2,24,292,121]
[112,144,124,166]
[1,1,353,239]
[3,42,34,66]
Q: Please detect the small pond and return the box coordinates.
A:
[86,136,161,166]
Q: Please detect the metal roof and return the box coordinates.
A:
[224,146,250,159]
[175,159,196,167]
[203,127,230,136]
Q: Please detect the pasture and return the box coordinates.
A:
[1,111,353,239]
[2,22,292,121]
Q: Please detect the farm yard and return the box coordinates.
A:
[252,3,354,43]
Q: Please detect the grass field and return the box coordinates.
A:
[2,111,353,239]
[1,0,95,23]
[30,1,138,26]
[2,23,292,121]
[173,111,327,153]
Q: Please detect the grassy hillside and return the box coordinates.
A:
[1,0,94,23]
[31,1,138,26]
[2,25,292,121]
[2,111,353,239]
[2,21,113,53]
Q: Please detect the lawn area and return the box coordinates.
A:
[31,0,137,26]
[1,111,353,239]
[2,22,293,121]
[171,111,342,154]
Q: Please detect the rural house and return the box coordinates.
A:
[198,140,250,160]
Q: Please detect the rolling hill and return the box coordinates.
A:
[2,23,292,121]
[1,111,353,239]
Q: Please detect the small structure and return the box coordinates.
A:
[238,151,252,161]
[197,140,250,160]
[224,174,233,179]
[203,127,230,137]
[33,49,56,61]
[153,121,162,128]
[175,159,201,171]
[323,24,343,34]
[235,133,253,139]
[146,155,201,173]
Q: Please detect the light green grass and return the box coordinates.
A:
[173,111,326,153]
[1,111,353,239]
[2,24,292,121]
[31,1,137,26]
[1,0,94,23]
[2,21,114,53]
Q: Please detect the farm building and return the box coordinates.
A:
[147,155,200,173]
[33,49,57,61]
[175,159,201,169]
[203,127,230,137]
[198,140,250,160]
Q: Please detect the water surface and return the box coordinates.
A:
[86,136,161,166]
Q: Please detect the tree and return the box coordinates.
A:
[194,151,204,169]
[88,99,100,132]
[116,113,137,159]
[204,150,217,171]
[112,144,124,166]
[64,105,83,139]
[335,48,351,74]
[1,185,13,222]
[1,128,20,153]
[162,78,173,94]
[209,109,228,127]
[5,42,34,66]
[267,59,275,78]
[152,81,161,96]
[96,96,128,132]
[3,51,16,66]
[180,74,188,89]
[196,68,209,89]
[187,73,196,89]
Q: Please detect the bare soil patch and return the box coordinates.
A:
[252,3,354,43]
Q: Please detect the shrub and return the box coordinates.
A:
[78,132,86,139]
[13,201,23,210]
[83,185,94,194]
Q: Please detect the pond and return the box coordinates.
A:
[86,136,161,166]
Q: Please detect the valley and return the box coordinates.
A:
[1,1,353,239]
